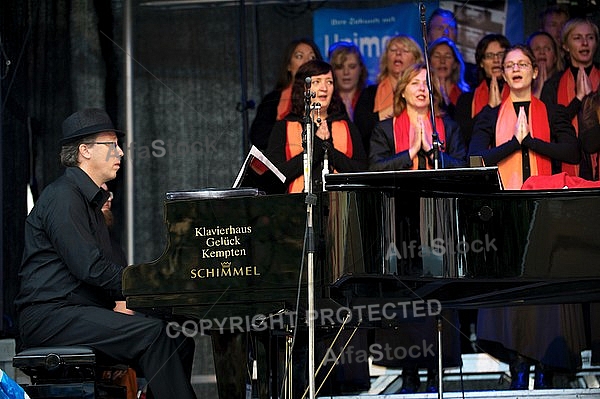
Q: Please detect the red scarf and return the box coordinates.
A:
[350,90,361,119]
[393,111,446,170]
[495,96,552,189]
[343,90,362,121]
[449,84,461,106]
[471,80,510,117]
[557,66,600,176]
[285,120,353,193]
[352,90,361,110]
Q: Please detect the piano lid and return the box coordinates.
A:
[325,167,503,194]
[165,187,260,201]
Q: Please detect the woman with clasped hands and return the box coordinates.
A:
[354,35,424,154]
[368,66,465,392]
[541,18,599,179]
[368,63,467,171]
[469,45,580,190]
[470,48,584,392]
[455,34,511,148]
[265,60,367,193]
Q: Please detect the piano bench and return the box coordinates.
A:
[13,346,127,399]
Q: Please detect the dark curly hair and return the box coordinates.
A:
[290,60,344,117]
[274,38,323,90]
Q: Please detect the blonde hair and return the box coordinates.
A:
[328,41,368,91]
[428,36,470,93]
[561,18,599,50]
[377,35,424,83]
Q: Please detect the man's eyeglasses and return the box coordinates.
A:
[92,141,120,150]
[503,62,532,71]
[483,51,505,60]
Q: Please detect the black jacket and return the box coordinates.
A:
[265,111,368,191]
[369,114,467,171]
[469,102,580,173]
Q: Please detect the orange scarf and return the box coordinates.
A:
[373,77,395,113]
[276,86,292,120]
[471,80,510,117]
[495,96,552,189]
[393,111,446,170]
[285,120,353,193]
[557,66,600,176]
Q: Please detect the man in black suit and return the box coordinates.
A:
[15,108,197,399]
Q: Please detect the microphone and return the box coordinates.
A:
[419,2,426,23]
[304,76,314,99]
[315,103,322,124]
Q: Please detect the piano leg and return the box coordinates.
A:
[210,331,250,399]
[253,329,295,399]
[210,330,296,399]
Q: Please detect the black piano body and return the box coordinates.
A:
[324,168,600,310]
[124,167,600,318]
[122,167,600,397]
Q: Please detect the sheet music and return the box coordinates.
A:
[232,145,286,188]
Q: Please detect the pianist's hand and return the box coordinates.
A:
[114,300,135,315]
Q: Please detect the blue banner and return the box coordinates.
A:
[314,2,439,84]
[314,1,524,85]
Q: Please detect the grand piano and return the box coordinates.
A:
[122,167,600,398]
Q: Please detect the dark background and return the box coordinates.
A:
[1,0,599,343]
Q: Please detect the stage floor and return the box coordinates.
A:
[317,389,600,398]
[315,352,600,398]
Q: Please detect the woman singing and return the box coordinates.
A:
[369,63,467,171]
[469,45,579,189]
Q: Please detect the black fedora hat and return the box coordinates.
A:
[61,108,124,144]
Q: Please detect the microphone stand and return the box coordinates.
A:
[303,78,314,194]
[419,2,444,170]
[420,7,444,398]
[302,77,318,399]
